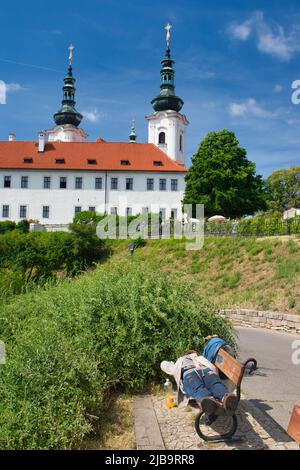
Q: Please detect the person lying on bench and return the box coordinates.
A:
[161,350,238,415]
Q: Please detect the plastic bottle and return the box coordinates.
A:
[164,378,175,408]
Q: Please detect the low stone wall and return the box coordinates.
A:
[219,308,300,335]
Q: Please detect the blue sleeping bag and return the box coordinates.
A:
[203,337,226,364]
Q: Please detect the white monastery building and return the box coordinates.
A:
[0,26,189,225]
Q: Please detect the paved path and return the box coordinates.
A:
[151,394,297,450]
[236,326,300,430]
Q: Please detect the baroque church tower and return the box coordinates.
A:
[146,24,189,163]
[47,45,87,143]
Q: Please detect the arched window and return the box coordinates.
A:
[179,134,183,151]
[158,132,166,144]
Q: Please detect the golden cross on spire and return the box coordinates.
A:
[165,23,172,47]
[68,44,75,66]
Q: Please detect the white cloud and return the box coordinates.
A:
[228,11,300,61]
[228,21,252,41]
[257,25,292,61]
[81,109,100,122]
[228,98,275,118]
[5,83,24,92]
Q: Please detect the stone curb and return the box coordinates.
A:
[219,308,300,335]
[133,395,165,450]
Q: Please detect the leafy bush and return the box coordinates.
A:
[16,220,30,233]
[73,210,107,225]
[0,226,108,282]
[133,236,147,248]
[205,213,300,237]
[0,261,233,449]
[237,213,298,236]
[0,221,16,234]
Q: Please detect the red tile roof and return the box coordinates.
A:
[0,141,187,172]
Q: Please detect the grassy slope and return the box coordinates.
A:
[108,236,300,314]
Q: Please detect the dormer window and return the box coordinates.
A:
[153,161,163,166]
[88,159,97,165]
[24,158,33,164]
[56,159,65,164]
[121,160,130,165]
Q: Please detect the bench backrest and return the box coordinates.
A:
[215,347,245,387]
[287,405,300,445]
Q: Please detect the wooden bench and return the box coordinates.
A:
[287,405,300,448]
[194,347,257,441]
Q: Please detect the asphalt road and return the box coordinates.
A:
[235,326,300,430]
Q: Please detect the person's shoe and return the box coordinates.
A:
[201,397,222,415]
[223,393,239,414]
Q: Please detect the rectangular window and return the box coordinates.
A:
[74,206,82,215]
[126,207,132,216]
[19,205,27,219]
[42,206,50,219]
[4,176,11,188]
[60,177,67,189]
[21,176,28,188]
[95,177,102,189]
[75,177,83,189]
[111,178,118,190]
[44,176,51,189]
[159,208,166,220]
[159,179,166,191]
[2,205,9,218]
[56,159,65,164]
[24,158,33,164]
[126,178,133,190]
[171,208,178,219]
[147,178,154,191]
[142,207,149,214]
[171,179,178,191]
[89,206,96,212]
[110,207,118,215]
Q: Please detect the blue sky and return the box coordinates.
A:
[1,0,300,177]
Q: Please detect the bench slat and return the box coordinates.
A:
[287,405,300,445]
[215,348,245,387]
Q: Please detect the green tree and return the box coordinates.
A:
[183,130,267,218]
[267,166,300,212]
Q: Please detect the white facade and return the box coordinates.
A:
[146,111,189,163]
[47,125,88,143]
[0,169,185,224]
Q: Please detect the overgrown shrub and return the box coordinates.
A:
[0,261,233,449]
[237,212,300,236]
[205,213,300,237]
[0,226,108,282]
[0,221,16,234]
